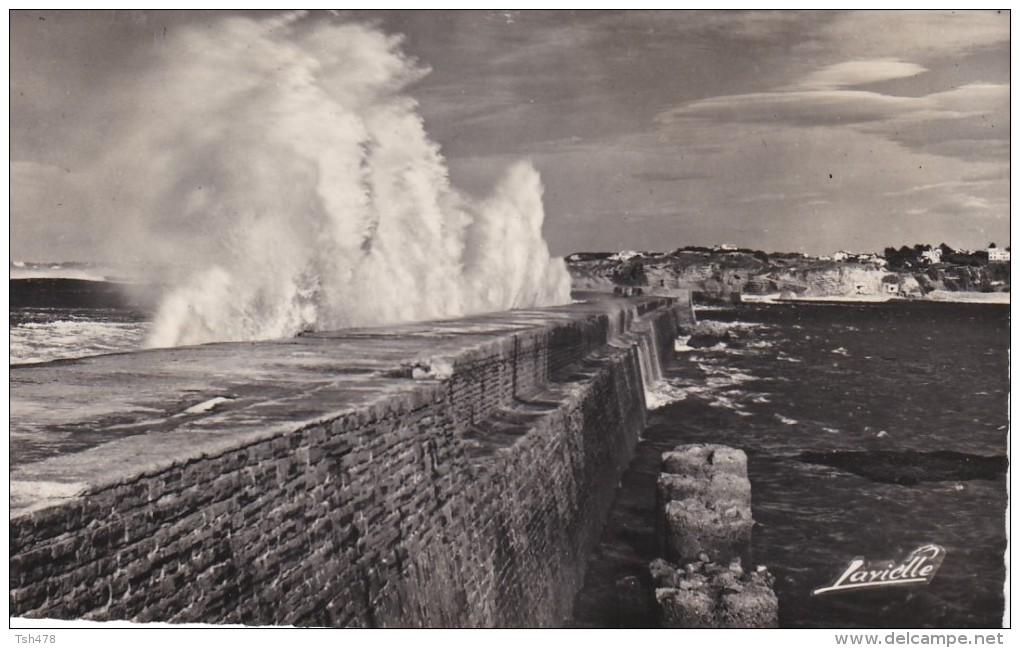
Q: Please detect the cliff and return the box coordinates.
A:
[568,251,1009,301]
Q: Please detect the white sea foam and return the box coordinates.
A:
[10,319,149,364]
[708,393,746,412]
[726,322,767,330]
[698,364,756,384]
[10,267,111,282]
[651,361,765,413]
[409,358,455,380]
[645,382,690,410]
[179,397,234,416]
[86,13,571,348]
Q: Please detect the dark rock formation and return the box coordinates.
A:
[798,450,1008,485]
[680,321,733,348]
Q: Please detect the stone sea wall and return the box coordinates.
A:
[10,295,692,627]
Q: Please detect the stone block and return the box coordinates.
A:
[657,472,751,508]
[718,584,779,629]
[655,587,716,628]
[663,498,751,564]
[651,558,777,628]
[661,444,747,479]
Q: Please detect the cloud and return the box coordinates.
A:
[11,10,1010,261]
[657,63,1008,167]
[856,83,1009,155]
[882,179,998,197]
[927,83,1009,112]
[660,69,1007,134]
[797,59,927,89]
[737,192,825,204]
[928,193,1009,218]
[799,10,1009,61]
[630,171,712,182]
[658,88,922,128]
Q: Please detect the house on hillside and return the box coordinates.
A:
[881,274,901,295]
[988,245,1010,263]
[921,248,943,264]
[609,250,642,262]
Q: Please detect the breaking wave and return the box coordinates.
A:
[92,12,571,348]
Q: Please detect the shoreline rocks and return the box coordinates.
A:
[680,321,733,348]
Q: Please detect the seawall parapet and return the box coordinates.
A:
[11,294,692,627]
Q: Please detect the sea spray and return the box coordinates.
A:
[91,12,571,347]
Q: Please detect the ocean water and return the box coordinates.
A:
[10,278,151,364]
[575,300,1009,628]
[9,280,1010,627]
[10,307,149,365]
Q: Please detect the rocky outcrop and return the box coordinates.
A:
[799,265,886,296]
[916,263,1011,293]
[650,557,778,628]
[569,251,765,298]
[679,321,735,349]
[799,450,1009,486]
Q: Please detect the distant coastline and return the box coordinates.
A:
[741,291,1009,305]
[566,247,1010,305]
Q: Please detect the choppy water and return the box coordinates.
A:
[575,300,1009,628]
[10,307,150,365]
[9,282,1011,627]
[10,277,153,364]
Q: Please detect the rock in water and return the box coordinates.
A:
[681,321,734,348]
[798,450,1008,485]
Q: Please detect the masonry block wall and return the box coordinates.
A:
[11,301,689,627]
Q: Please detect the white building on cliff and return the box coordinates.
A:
[988,246,1010,262]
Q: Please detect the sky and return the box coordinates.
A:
[9,9,1011,260]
